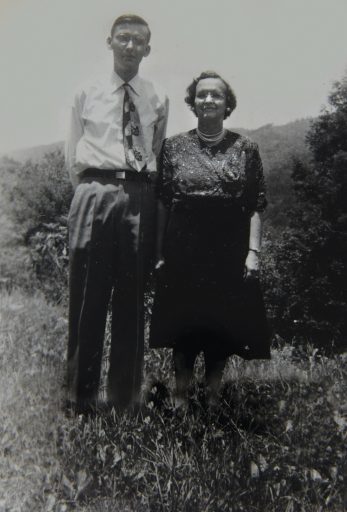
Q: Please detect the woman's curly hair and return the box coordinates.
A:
[185,71,237,119]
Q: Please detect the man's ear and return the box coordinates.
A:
[144,44,151,57]
[106,36,112,49]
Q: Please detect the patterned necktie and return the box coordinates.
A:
[122,83,147,172]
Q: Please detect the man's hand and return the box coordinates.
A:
[154,258,165,272]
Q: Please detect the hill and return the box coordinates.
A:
[0,141,63,164]
[0,119,312,231]
[237,118,311,172]
[235,119,312,229]
[1,119,311,169]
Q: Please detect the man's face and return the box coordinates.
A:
[108,22,151,75]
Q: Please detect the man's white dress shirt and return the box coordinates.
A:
[65,72,169,188]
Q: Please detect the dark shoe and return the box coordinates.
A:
[144,380,170,409]
[63,398,98,417]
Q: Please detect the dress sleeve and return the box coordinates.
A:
[156,139,174,208]
[249,142,267,213]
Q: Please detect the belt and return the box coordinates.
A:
[82,167,153,182]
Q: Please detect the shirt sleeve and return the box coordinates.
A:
[156,139,174,208]
[152,96,169,157]
[250,142,267,213]
[65,89,85,189]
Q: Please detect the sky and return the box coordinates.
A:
[0,0,347,154]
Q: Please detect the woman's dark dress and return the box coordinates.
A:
[149,129,270,359]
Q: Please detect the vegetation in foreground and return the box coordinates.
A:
[0,289,346,511]
[1,73,347,511]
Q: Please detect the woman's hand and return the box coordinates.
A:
[154,200,168,274]
[244,250,260,280]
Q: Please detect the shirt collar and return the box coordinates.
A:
[110,71,142,96]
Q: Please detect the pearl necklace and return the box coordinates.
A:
[197,127,225,146]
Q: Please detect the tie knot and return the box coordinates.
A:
[123,83,134,100]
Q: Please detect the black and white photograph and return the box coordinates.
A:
[0,0,346,510]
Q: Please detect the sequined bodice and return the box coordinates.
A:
[157,129,267,213]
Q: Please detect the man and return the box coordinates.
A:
[65,14,169,412]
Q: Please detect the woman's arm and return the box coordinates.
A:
[244,141,266,279]
[154,199,169,270]
[154,138,173,270]
[245,211,262,278]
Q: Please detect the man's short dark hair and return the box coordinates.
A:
[110,14,151,42]
[185,71,237,119]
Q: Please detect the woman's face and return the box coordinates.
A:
[194,78,227,123]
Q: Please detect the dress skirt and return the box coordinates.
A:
[149,199,271,359]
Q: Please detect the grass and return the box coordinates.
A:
[0,290,66,511]
[0,288,346,511]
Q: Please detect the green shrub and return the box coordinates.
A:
[4,150,72,302]
[262,75,347,351]
[7,150,72,230]
[28,222,69,304]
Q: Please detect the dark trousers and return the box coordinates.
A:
[67,173,155,408]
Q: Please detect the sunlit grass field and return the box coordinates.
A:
[0,289,346,511]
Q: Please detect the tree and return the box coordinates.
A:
[7,150,72,233]
[264,75,347,350]
[5,150,73,303]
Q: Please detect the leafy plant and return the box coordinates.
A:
[7,150,72,232]
[4,150,72,302]
[262,75,347,350]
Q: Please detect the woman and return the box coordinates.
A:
[149,71,270,405]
